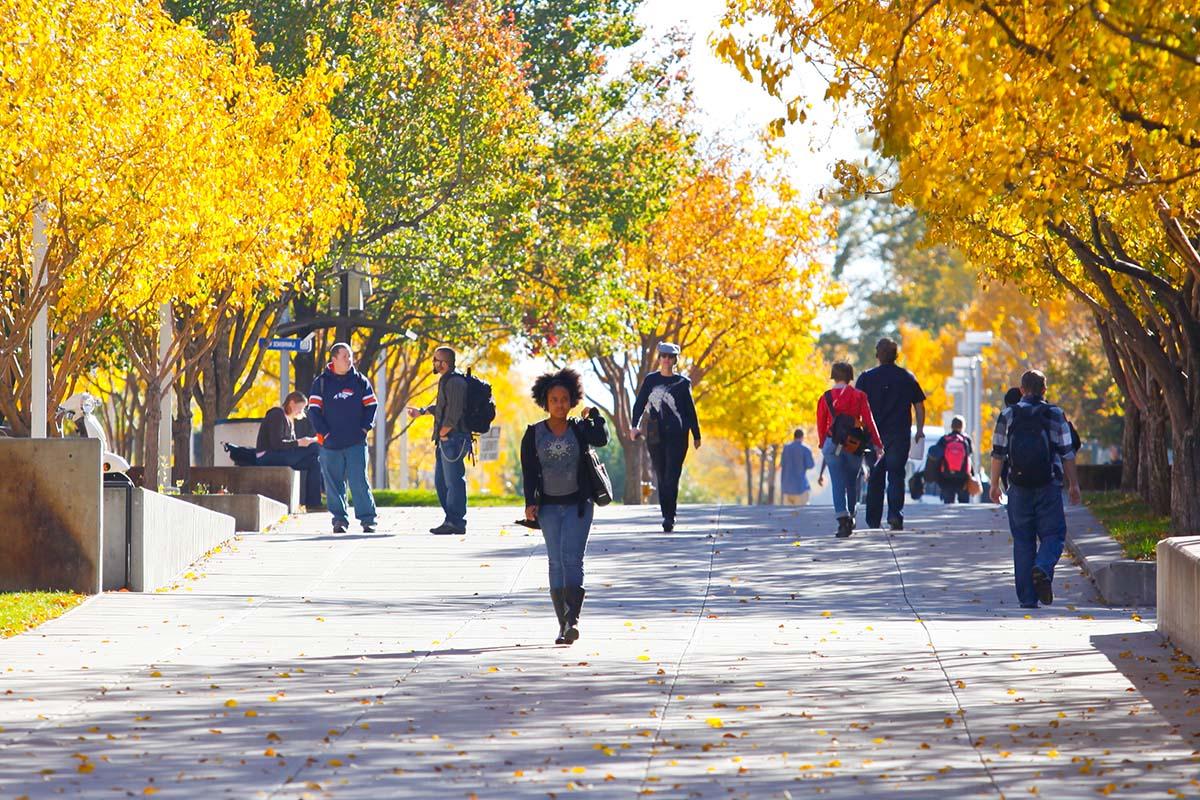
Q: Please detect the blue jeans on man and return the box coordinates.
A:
[257,443,323,508]
[540,501,595,589]
[434,432,471,531]
[1005,483,1066,607]
[319,443,377,528]
[866,432,909,527]
[822,438,864,518]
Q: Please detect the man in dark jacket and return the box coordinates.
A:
[856,337,926,530]
[255,391,323,510]
[406,346,471,535]
[308,343,379,533]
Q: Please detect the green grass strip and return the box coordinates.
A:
[0,591,86,638]
[1082,490,1171,560]
[371,489,524,507]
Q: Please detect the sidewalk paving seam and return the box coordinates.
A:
[636,504,723,795]
[265,537,542,798]
[884,529,1003,797]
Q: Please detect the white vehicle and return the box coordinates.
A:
[55,392,131,476]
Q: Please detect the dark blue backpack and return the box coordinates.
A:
[1007,403,1055,488]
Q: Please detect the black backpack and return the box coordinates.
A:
[1007,403,1055,488]
[462,369,496,434]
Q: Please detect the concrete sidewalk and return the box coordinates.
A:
[2,504,1197,799]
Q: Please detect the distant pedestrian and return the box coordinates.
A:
[406,346,472,535]
[817,362,883,538]
[308,343,378,534]
[856,337,926,530]
[630,343,701,532]
[780,428,815,506]
[521,368,608,645]
[255,391,323,510]
[989,370,1082,609]
[934,416,973,504]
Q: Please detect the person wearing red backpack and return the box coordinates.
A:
[816,362,884,538]
[935,416,974,503]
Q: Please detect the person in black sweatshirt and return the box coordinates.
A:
[521,368,608,645]
[255,391,323,510]
[630,342,701,532]
[307,343,379,534]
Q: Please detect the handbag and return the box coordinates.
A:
[966,473,983,496]
[571,420,613,506]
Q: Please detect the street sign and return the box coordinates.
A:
[477,427,502,462]
[260,334,314,352]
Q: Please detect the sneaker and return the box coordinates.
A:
[663,519,675,532]
[362,524,377,533]
[1020,603,1039,609]
[432,524,466,535]
[888,517,904,531]
[332,521,348,533]
[835,516,853,538]
[1032,566,1054,605]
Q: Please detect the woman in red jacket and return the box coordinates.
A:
[816,362,884,538]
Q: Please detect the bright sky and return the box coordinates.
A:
[634,0,866,193]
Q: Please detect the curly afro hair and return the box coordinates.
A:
[532,367,584,411]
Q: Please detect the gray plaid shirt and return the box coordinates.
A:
[991,397,1075,482]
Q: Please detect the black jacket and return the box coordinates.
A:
[521,410,608,509]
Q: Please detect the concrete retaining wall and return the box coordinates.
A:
[1064,504,1156,607]
[0,439,103,593]
[187,466,300,512]
[212,418,264,467]
[102,488,235,592]
[177,494,287,533]
[1157,536,1200,661]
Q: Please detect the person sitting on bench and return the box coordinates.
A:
[256,391,323,510]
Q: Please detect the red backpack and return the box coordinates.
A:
[938,433,970,481]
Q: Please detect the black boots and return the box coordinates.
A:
[836,516,853,538]
[549,589,569,644]
[562,586,585,644]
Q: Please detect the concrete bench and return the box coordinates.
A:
[186,466,300,512]
[177,494,287,533]
[1157,536,1200,661]
[102,487,235,592]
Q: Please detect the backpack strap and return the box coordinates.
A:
[823,390,837,417]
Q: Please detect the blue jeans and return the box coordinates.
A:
[257,443,323,507]
[1006,483,1066,606]
[319,443,377,526]
[866,433,909,526]
[822,438,864,518]
[434,432,470,530]
[540,501,594,589]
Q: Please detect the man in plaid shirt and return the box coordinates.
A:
[988,370,1082,609]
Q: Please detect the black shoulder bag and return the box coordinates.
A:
[571,420,613,506]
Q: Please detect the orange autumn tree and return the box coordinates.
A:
[550,150,835,503]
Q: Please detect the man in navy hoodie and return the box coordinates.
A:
[307,343,379,533]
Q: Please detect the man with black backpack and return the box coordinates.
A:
[406,346,495,535]
[934,416,973,503]
[988,370,1082,609]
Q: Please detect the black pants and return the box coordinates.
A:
[866,434,909,528]
[258,443,323,507]
[940,481,969,504]
[648,436,688,523]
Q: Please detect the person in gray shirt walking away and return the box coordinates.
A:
[780,428,815,505]
[406,346,472,535]
[521,368,608,645]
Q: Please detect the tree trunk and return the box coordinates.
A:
[756,447,768,504]
[1141,401,1171,516]
[744,447,754,505]
[1120,401,1141,493]
[142,379,162,490]
[618,435,645,504]
[171,380,192,485]
[767,445,778,505]
[199,354,219,467]
[1171,427,1200,533]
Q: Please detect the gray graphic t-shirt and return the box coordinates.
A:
[535,421,580,497]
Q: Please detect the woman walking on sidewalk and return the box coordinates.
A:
[521,368,608,645]
[816,362,883,538]
[629,342,701,532]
